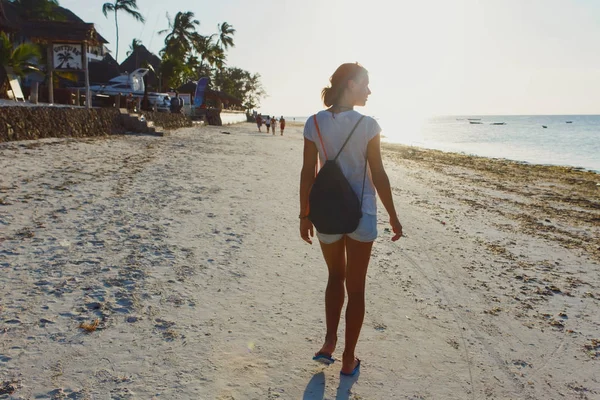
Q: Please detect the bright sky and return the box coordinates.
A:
[61,0,600,117]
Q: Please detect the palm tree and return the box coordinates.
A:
[158,54,187,91]
[102,0,145,63]
[191,34,211,70]
[0,32,41,76]
[159,11,201,58]
[126,38,142,56]
[204,43,226,71]
[216,22,235,50]
[190,35,224,74]
[0,32,41,96]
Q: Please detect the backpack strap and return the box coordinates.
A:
[336,116,367,208]
[359,152,368,209]
[334,116,365,162]
[313,114,328,160]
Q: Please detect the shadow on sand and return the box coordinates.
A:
[303,370,360,400]
[303,372,325,400]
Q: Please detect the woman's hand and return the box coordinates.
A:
[390,216,403,241]
[300,218,314,244]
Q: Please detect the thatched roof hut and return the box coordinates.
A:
[0,0,107,45]
[119,45,160,88]
[24,21,105,45]
[176,81,198,96]
[88,53,120,85]
[208,89,243,107]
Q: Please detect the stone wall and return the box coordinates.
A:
[0,107,194,143]
[0,107,124,143]
[220,110,247,126]
[143,112,193,130]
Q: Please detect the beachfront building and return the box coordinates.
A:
[0,0,109,103]
[0,0,109,62]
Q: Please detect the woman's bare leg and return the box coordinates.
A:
[317,237,347,356]
[341,237,373,374]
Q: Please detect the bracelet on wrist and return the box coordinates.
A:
[299,215,309,219]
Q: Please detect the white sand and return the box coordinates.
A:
[0,123,598,399]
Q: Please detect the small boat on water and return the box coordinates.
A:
[566,121,573,123]
[469,121,483,124]
[490,122,506,125]
[542,125,547,128]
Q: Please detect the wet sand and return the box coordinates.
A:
[0,123,598,399]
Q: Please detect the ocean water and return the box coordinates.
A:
[288,115,600,172]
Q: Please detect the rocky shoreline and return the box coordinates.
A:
[382,142,600,262]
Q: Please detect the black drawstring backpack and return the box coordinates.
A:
[308,114,367,234]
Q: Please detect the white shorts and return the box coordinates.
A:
[317,214,378,244]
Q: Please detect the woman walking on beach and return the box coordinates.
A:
[270,116,277,135]
[299,62,403,376]
[256,113,263,132]
[265,115,271,133]
[279,115,285,135]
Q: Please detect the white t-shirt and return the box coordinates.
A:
[303,110,382,215]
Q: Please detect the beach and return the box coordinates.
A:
[1,123,599,399]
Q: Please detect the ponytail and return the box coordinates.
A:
[321,85,344,107]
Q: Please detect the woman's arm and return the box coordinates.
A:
[299,138,318,244]
[367,133,403,241]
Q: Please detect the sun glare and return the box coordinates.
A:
[376,112,427,145]
[349,1,470,121]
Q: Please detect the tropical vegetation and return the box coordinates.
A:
[0,0,266,108]
[0,31,41,76]
[154,11,264,109]
[0,31,41,95]
[102,0,145,63]
[213,67,265,110]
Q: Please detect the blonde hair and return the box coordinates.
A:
[321,62,368,107]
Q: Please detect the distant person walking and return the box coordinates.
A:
[270,116,277,135]
[256,113,263,132]
[162,95,171,112]
[299,62,403,376]
[279,116,286,135]
[265,115,271,133]
[126,93,135,112]
[170,91,184,114]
